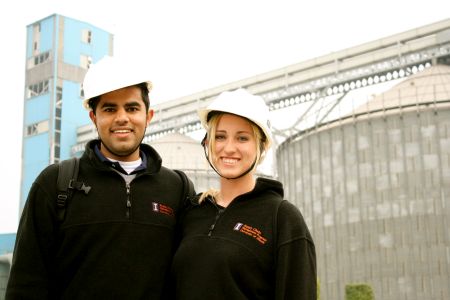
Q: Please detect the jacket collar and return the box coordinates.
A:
[194,177,284,207]
[84,140,163,175]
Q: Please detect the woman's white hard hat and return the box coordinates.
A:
[81,55,153,110]
[198,88,272,148]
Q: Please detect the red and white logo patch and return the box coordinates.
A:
[152,202,174,217]
[233,222,267,245]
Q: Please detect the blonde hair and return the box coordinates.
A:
[199,112,270,203]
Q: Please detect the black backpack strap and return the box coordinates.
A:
[174,169,195,206]
[56,157,91,222]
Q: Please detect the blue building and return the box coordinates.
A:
[0,233,16,298]
[20,14,113,213]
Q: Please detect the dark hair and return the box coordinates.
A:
[89,82,150,114]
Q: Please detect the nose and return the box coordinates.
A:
[115,108,129,124]
[223,138,236,154]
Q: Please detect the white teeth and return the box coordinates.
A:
[114,130,131,133]
[222,158,238,164]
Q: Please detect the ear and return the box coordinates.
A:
[146,109,154,127]
[201,133,208,147]
[259,142,265,154]
[89,110,96,125]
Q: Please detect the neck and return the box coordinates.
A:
[218,174,256,207]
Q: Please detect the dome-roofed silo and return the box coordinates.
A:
[149,133,219,192]
[276,64,450,300]
[353,64,450,114]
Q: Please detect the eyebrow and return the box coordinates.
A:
[100,101,143,109]
[216,130,252,135]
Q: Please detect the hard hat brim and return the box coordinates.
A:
[82,81,152,110]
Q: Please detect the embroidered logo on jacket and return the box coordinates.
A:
[233,222,267,245]
[151,202,174,217]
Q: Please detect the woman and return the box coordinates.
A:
[171,88,317,299]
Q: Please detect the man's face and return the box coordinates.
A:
[89,86,153,161]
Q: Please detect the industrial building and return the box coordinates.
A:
[2,14,449,299]
[0,234,15,299]
[276,64,450,300]
[20,14,112,213]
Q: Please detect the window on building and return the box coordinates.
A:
[81,29,92,44]
[55,118,61,131]
[80,86,85,99]
[30,51,51,68]
[32,23,41,55]
[80,55,92,69]
[54,131,61,143]
[27,80,50,98]
[39,52,49,64]
[54,85,63,162]
[56,86,63,102]
[54,145,60,163]
[27,51,50,69]
[25,120,49,137]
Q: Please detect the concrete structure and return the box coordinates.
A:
[0,254,12,300]
[276,64,450,300]
[21,14,112,212]
[71,18,450,152]
[150,133,219,192]
[0,233,16,299]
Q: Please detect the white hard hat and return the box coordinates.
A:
[198,88,272,148]
[82,55,153,110]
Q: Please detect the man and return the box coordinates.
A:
[6,56,194,299]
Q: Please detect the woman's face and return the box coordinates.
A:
[211,113,257,179]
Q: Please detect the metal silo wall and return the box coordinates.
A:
[276,107,450,300]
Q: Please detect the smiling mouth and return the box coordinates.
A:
[112,129,132,133]
[222,158,239,165]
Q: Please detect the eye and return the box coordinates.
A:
[238,135,250,142]
[103,107,115,112]
[215,134,226,140]
[126,107,139,112]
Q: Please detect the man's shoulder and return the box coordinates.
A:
[158,166,185,182]
[35,157,86,186]
[156,167,195,195]
[36,162,59,181]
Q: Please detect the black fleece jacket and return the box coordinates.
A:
[171,177,317,300]
[6,140,191,299]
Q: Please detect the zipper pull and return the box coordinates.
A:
[126,183,131,218]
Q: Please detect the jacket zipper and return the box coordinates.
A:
[125,182,131,219]
[207,201,225,236]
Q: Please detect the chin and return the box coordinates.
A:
[218,170,242,179]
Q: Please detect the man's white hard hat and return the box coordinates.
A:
[198,88,272,148]
[82,55,153,110]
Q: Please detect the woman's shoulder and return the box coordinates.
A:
[277,200,313,241]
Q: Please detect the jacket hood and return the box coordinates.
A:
[192,177,284,207]
[253,177,284,199]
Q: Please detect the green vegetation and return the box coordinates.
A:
[345,283,374,300]
[317,277,320,300]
